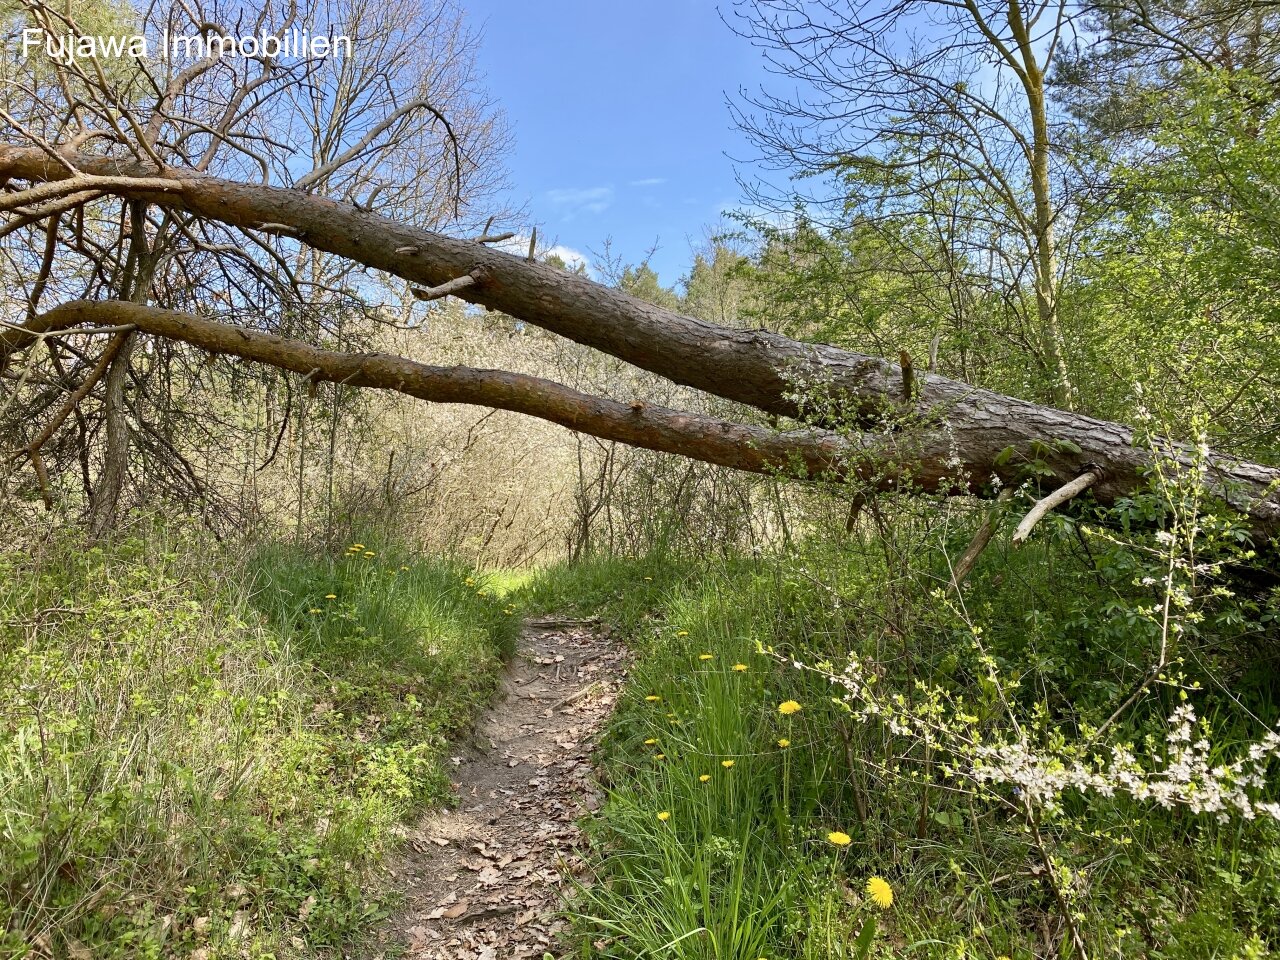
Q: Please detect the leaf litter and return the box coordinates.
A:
[368,619,626,959]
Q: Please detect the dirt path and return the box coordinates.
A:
[369,618,626,959]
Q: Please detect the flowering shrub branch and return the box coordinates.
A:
[767,426,1280,957]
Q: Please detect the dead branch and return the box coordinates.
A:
[1012,469,1103,545]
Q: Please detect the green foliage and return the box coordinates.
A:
[1075,69,1280,458]
[527,505,1280,959]
[0,0,150,103]
[618,264,682,312]
[0,525,515,958]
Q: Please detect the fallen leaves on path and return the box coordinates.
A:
[369,619,625,959]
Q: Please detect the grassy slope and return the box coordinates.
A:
[0,526,517,959]
[522,545,1280,960]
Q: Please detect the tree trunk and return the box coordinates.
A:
[87,333,134,536]
[86,201,155,535]
[1009,1,1073,410]
[2,146,1278,536]
[7,299,1280,540]
[1026,73,1072,411]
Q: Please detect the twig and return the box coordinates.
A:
[22,330,134,496]
[411,271,479,302]
[1012,468,1102,545]
[950,488,1014,589]
[1026,803,1091,960]
[254,222,302,237]
[549,681,601,712]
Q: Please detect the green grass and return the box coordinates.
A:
[4,516,1277,959]
[0,524,517,959]
[521,543,1280,960]
[525,555,899,960]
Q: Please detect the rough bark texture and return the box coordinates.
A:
[7,300,924,489]
[87,333,134,536]
[3,145,1278,534]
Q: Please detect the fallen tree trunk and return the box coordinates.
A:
[7,299,941,489]
[2,144,1278,534]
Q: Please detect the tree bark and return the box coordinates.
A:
[5,299,925,488]
[2,145,1279,535]
[1008,1,1074,410]
[87,333,134,536]
[86,200,156,535]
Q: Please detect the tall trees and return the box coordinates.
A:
[1046,1,1280,456]
[1053,0,1280,143]
[731,0,1080,407]
[1071,70,1280,459]
[0,0,506,531]
[2,0,1280,543]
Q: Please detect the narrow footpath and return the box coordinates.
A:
[371,618,627,959]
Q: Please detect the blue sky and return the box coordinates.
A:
[462,1,773,285]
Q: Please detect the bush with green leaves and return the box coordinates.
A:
[528,457,1280,959]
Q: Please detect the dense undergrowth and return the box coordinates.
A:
[5,481,1279,960]
[523,502,1280,960]
[0,523,517,959]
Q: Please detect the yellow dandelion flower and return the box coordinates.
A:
[699,774,711,782]
[657,810,670,822]
[400,566,409,571]
[676,630,689,637]
[643,576,653,581]
[309,608,322,614]
[732,663,748,672]
[827,831,852,847]
[866,876,893,909]
[363,551,376,558]
[324,594,337,600]
[351,543,365,550]
[778,700,802,715]
[644,738,658,746]
[465,577,475,585]
[721,760,735,769]
[777,738,791,748]
[645,695,661,702]
[699,653,714,661]
[654,753,665,760]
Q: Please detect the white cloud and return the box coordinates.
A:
[544,243,591,272]
[544,185,613,217]
[628,177,667,187]
[496,235,593,276]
